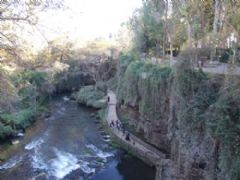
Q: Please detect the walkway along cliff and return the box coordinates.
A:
[106,90,168,180]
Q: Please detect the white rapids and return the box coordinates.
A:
[86,144,114,162]
[25,137,44,150]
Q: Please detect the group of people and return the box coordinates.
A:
[107,94,131,142]
[109,119,130,142]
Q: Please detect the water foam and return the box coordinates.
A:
[30,148,84,179]
[57,110,65,115]
[79,160,95,174]
[63,96,70,101]
[50,149,80,179]
[0,156,23,170]
[25,137,44,150]
[31,151,47,170]
[86,144,113,162]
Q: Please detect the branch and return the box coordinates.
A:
[0,16,30,22]
[0,32,16,46]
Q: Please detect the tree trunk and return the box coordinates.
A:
[213,0,221,34]
[187,21,193,49]
[211,0,223,61]
[169,36,173,63]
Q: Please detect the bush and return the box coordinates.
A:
[12,71,46,87]
[219,48,233,63]
[208,84,240,180]
[0,122,15,140]
[96,108,106,120]
[76,86,106,109]
[0,108,36,130]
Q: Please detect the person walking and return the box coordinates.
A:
[125,132,130,141]
[110,120,115,128]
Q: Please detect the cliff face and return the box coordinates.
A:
[117,57,240,180]
[117,61,172,152]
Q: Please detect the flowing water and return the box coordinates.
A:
[0,96,155,180]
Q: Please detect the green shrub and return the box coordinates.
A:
[0,108,36,129]
[96,108,106,120]
[11,70,50,107]
[76,86,106,109]
[0,123,15,140]
[219,48,234,63]
[12,71,46,87]
[207,85,240,180]
[119,50,139,66]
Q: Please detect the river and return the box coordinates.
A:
[0,96,155,180]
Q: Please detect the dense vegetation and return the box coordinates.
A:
[128,0,240,63]
[118,59,172,120]
[0,0,240,179]
[119,1,240,179]
[0,70,50,140]
[76,85,106,109]
[115,51,240,179]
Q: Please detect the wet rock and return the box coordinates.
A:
[44,113,51,118]
[63,96,70,101]
[16,132,24,137]
[11,140,20,145]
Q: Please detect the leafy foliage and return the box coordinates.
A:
[208,82,240,180]
[1,108,35,130]
[117,54,240,179]
[130,1,164,53]
[12,71,46,87]
[0,122,15,140]
[118,60,172,120]
[0,70,50,140]
[76,85,106,109]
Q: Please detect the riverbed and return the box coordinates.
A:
[0,96,155,180]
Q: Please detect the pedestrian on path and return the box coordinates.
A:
[116,120,122,131]
[110,120,115,128]
[125,132,130,141]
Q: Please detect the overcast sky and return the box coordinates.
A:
[36,0,142,43]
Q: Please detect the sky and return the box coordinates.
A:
[36,0,142,44]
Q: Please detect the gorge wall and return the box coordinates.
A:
[116,54,240,180]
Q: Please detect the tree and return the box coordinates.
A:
[0,0,63,63]
[130,0,165,56]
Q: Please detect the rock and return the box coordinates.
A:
[44,113,51,118]
[63,96,70,101]
[17,132,24,137]
[11,139,20,145]
[91,113,96,117]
